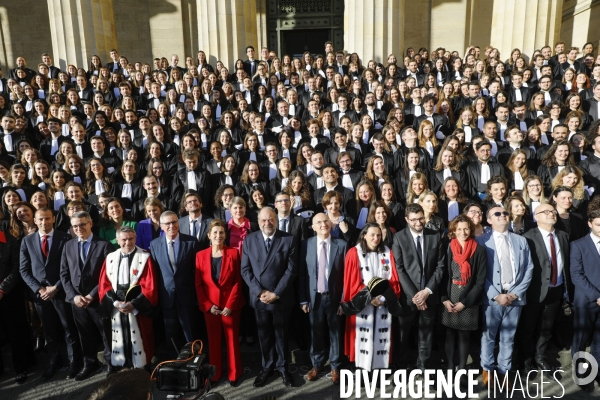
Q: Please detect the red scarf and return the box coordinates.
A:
[450,238,477,285]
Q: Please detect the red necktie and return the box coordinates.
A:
[41,235,49,259]
[549,233,557,286]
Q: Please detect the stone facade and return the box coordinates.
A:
[0,0,597,71]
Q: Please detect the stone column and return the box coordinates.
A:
[147,0,186,60]
[344,0,405,64]
[197,0,258,69]
[490,0,562,61]
[430,0,470,55]
[47,0,118,70]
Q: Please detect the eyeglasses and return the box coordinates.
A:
[275,199,290,203]
[492,211,509,217]
[161,221,178,226]
[407,217,425,223]
[72,222,89,229]
[536,209,558,216]
[467,210,483,215]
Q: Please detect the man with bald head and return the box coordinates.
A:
[298,213,347,384]
[240,207,297,388]
[518,204,571,374]
[476,206,533,388]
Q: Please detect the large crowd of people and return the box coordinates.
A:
[1,38,600,393]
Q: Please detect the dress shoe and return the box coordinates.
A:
[579,382,595,392]
[106,365,118,377]
[229,379,239,387]
[34,337,46,353]
[41,361,62,382]
[307,366,322,381]
[66,362,80,379]
[331,369,340,384]
[15,371,28,384]
[253,369,273,387]
[482,370,490,386]
[75,362,99,381]
[280,370,294,387]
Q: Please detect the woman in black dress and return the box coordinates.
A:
[366,200,396,248]
[441,215,487,376]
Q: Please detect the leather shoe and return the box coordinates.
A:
[280,370,294,387]
[66,362,80,379]
[307,366,322,381]
[15,371,27,384]
[229,379,239,387]
[579,382,595,392]
[253,369,273,387]
[482,370,490,386]
[331,369,340,384]
[34,337,46,353]
[106,365,118,377]
[41,361,62,382]
[75,363,99,381]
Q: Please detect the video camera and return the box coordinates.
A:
[155,341,216,393]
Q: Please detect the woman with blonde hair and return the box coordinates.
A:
[417,120,440,164]
[406,172,429,204]
[418,190,445,233]
[551,165,590,219]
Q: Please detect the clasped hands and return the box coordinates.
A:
[116,301,135,314]
[496,293,518,306]
[443,300,466,313]
[74,294,94,308]
[412,289,430,310]
[210,305,232,316]
[259,289,278,304]
[39,285,58,301]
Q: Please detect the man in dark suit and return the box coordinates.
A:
[412,94,452,137]
[571,209,600,392]
[465,139,505,201]
[508,72,531,105]
[337,151,364,192]
[0,114,21,156]
[404,59,425,87]
[9,56,36,81]
[178,190,213,251]
[518,204,571,374]
[240,207,297,388]
[300,77,325,108]
[584,82,600,121]
[171,149,213,210]
[392,203,445,371]
[313,164,354,214]
[40,117,67,163]
[243,46,259,77]
[132,176,174,220]
[361,93,387,130]
[60,211,114,380]
[324,128,362,171]
[105,49,121,74]
[299,213,347,384]
[274,192,306,249]
[581,135,600,194]
[534,75,562,106]
[363,134,395,175]
[41,53,61,79]
[150,211,202,357]
[20,208,81,382]
[332,95,358,127]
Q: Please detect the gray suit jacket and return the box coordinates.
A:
[298,236,347,308]
[476,230,534,306]
[178,214,213,251]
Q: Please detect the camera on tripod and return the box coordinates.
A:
[155,341,216,392]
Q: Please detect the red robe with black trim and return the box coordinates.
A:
[342,246,401,363]
[98,255,158,366]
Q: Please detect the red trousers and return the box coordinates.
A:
[203,309,242,381]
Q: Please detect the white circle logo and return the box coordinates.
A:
[572,351,598,386]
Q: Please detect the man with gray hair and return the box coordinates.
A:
[99,226,158,371]
[241,207,297,388]
[60,211,114,380]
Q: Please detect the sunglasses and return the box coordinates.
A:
[492,211,509,217]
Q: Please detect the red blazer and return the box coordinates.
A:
[195,246,245,312]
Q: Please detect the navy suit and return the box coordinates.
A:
[150,233,201,355]
[298,236,347,370]
[240,230,297,373]
[179,214,214,251]
[571,234,600,364]
[60,235,114,366]
[20,230,81,364]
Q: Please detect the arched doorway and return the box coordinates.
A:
[266,0,344,58]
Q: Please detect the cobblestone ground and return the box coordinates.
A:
[1,340,599,400]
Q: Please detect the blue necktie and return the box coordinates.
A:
[265,237,272,252]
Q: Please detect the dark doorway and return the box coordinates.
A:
[282,29,330,58]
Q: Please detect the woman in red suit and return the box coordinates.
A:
[195,219,245,386]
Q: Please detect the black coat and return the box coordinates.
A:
[440,243,487,308]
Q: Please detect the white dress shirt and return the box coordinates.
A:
[537,226,563,287]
